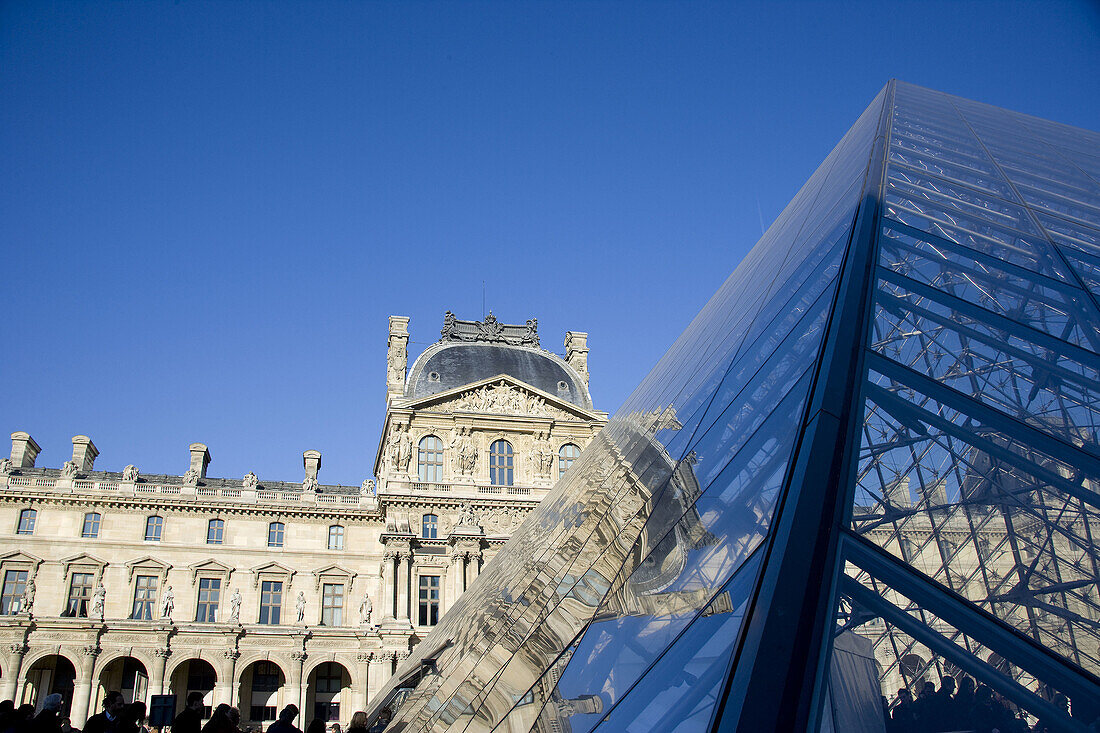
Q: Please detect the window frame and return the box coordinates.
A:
[321,583,344,626]
[1,570,28,615]
[131,574,158,620]
[417,435,445,483]
[558,443,581,479]
[327,525,344,551]
[267,522,285,548]
[16,509,36,535]
[195,577,222,623]
[67,572,95,618]
[418,574,441,627]
[422,513,438,539]
[81,512,102,539]
[489,440,515,486]
[206,518,225,545]
[258,580,283,624]
[144,515,164,542]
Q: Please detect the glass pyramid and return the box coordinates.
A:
[368,82,1100,733]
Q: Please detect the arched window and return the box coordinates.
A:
[328,525,344,550]
[268,522,285,548]
[16,509,36,535]
[422,514,438,539]
[418,435,444,483]
[144,515,163,542]
[82,512,101,539]
[558,443,581,479]
[207,519,224,545]
[490,440,514,486]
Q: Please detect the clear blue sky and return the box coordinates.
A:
[2,0,1098,486]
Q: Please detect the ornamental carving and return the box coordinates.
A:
[356,652,374,663]
[9,644,28,656]
[0,459,13,476]
[385,424,413,474]
[243,472,258,490]
[450,427,478,476]
[61,461,79,479]
[530,432,554,479]
[447,381,568,418]
[122,465,139,482]
[440,311,539,348]
[224,649,240,661]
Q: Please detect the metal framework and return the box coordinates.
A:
[366,81,1100,733]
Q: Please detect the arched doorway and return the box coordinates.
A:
[97,657,149,705]
[238,660,285,726]
[22,655,76,712]
[168,659,216,717]
[306,662,352,723]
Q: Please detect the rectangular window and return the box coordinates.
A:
[68,572,94,617]
[418,575,440,626]
[250,706,277,722]
[259,581,282,624]
[195,578,221,622]
[82,513,101,539]
[207,519,224,545]
[327,525,344,550]
[268,522,284,548]
[321,583,344,626]
[1,570,27,615]
[17,509,36,535]
[145,516,163,542]
[131,575,158,620]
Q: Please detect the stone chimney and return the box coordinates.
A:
[71,436,99,472]
[10,432,41,468]
[387,316,410,401]
[565,331,589,386]
[189,443,211,478]
[303,450,321,481]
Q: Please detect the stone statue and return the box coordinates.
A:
[296,591,307,623]
[18,578,34,614]
[359,593,373,626]
[230,588,242,623]
[122,464,139,482]
[531,433,554,479]
[60,460,78,479]
[451,427,478,476]
[440,310,458,340]
[302,476,318,492]
[243,471,258,490]
[457,504,478,528]
[183,468,200,487]
[0,458,13,476]
[361,479,376,496]
[388,347,407,384]
[523,319,539,347]
[388,425,413,474]
[161,586,174,619]
[91,584,106,620]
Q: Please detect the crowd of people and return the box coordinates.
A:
[884,676,1079,733]
[0,694,393,733]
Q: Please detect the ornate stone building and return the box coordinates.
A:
[0,314,606,728]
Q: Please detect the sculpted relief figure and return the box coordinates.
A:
[302,475,318,492]
[451,427,478,476]
[388,424,413,474]
[91,584,106,619]
[60,460,78,479]
[531,432,554,479]
[161,586,175,619]
[361,479,376,496]
[457,503,479,530]
[229,588,242,623]
[122,464,139,482]
[183,468,200,487]
[388,342,407,384]
[0,458,11,476]
[243,471,258,490]
[359,593,373,626]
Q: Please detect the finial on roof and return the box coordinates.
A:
[440,312,539,347]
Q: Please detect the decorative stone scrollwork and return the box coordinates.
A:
[395,651,410,662]
[440,311,539,347]
[122,465,139,482]
[81,645,100,658]
[356,652,374,663]
[223,649,241,661]
[154,648,172,659]
[9,644,28,656]
[290,651,308,663]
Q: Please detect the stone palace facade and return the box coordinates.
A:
[0,313,607,728]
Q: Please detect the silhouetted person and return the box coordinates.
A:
[32,694,64,733]
[119,701,147,733]
[171,693,205,733]
[303,719,324,733]
[891,688,917,733]
[59,717,77,733]
[345,712,367,733]
[84,694,124,733]
[200,706,233,733]
[265,707,300,733]
[366,709,389,733]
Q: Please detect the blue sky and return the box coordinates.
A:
[2,0,1098,486]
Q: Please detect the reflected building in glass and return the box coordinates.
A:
[368,81,1100,732]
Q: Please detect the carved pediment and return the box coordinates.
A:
[250,561,295,588]
[126,556,171,582]
[189,559,234,583]
[0,551,43,576]
[312,564,357,591]
[414,376,590,420]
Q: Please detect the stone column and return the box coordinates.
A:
[464,551,478,591]
[150,648,171,698]
[367,653,387,703]
[380,551,394,619]
[396,553,410,622]
[289,652,308,715]
[215,650,239,708]
[355,653,372,710]
[0,644,27,705]
[72,645,100,727]
[448,553,465,609]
